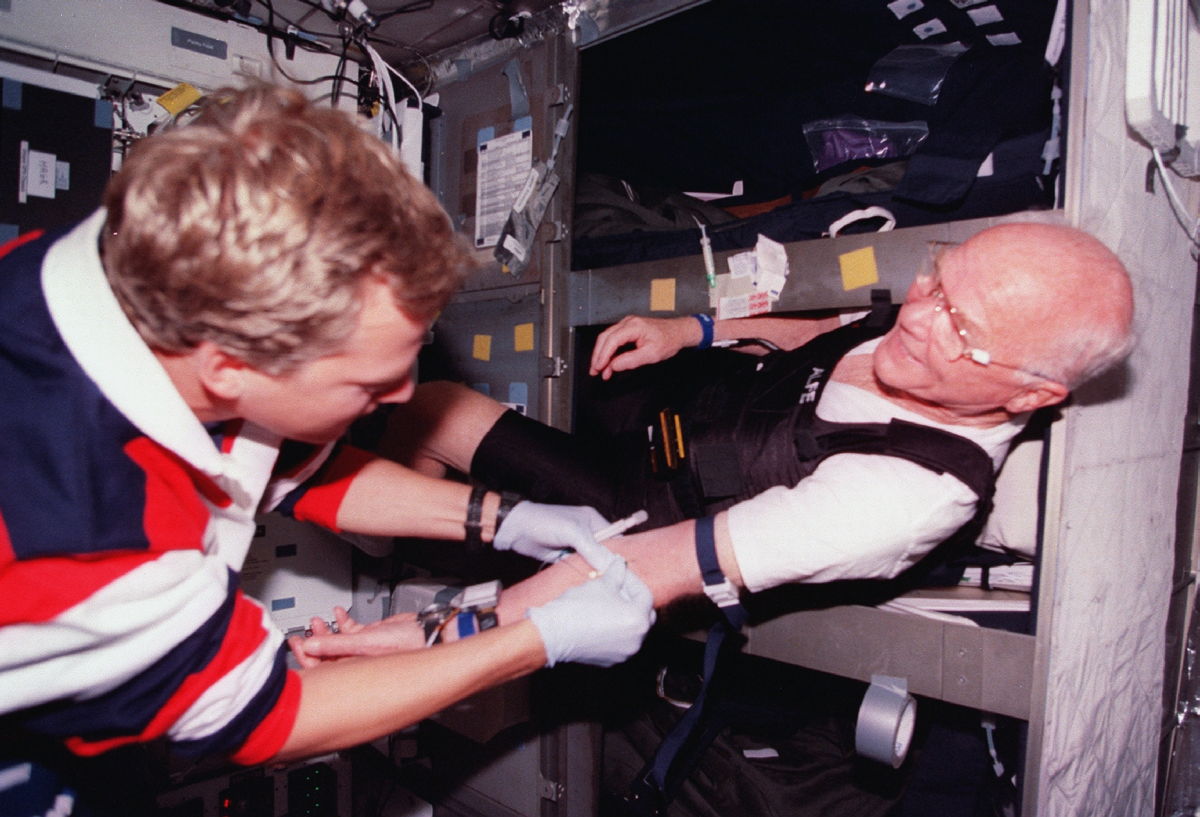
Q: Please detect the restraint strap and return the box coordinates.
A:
[624,620,744,815]
[623,518,748,815]
[695,516,747,629]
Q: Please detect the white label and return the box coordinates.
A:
[888,0,924,19]
[914,18,948,38]
[25,147,57,199]
[475,129,533,248]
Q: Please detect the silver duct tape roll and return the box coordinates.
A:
[855,674,917,768]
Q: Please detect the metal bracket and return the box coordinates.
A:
[540,356,567,378]
[539,775,565,802]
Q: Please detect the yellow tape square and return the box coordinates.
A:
[650,278,676,312]
[514,323,535,352]
[472,334,492,361]
[839,246,880,290]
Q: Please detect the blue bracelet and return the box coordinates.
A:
[693,313,714,350]
[456,611,477,639]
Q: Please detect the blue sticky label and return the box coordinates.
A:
[2,78,21,110]
[508,381,528,406]
[94,99,113,129]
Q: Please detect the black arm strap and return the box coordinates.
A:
[796,418,997,506]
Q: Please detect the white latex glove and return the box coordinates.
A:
[527,535,655,667]
[493,501,609,563]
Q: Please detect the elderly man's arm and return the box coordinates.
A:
[295,448,982,664]
[590,314,842,380]
[296,513,740,663]
[496,514,738,618]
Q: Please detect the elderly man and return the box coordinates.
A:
[297,221,1133,653]
[291,221,1132,814]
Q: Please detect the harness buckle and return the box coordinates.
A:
[703,577,740,609]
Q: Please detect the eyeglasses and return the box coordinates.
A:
[915,242,1056,382]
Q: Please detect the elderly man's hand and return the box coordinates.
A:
[289,607,425,668]
[589,315,700,380]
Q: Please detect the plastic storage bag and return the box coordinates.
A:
[802,117,929,174]
[865,42,970,106]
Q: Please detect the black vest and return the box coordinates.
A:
[655,300,996,521]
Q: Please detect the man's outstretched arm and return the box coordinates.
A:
[296,512,742,663]
[276,533,654,763]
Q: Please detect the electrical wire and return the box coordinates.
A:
[1152,147,1200,257]
[255,0,430,159]
[250,0,347,50]
[375,0,436,22]
[361,39,422,151]
[260,0,353,94]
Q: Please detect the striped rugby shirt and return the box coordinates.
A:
[0,210,373,765]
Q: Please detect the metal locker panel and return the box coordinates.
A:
[422,288,544,419]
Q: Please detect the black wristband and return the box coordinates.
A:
[493,491,523,540]
[464,484,487,553]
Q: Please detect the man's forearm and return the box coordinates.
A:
[495,513,743,622]
[334,457,500,542]
[275,620,545,763]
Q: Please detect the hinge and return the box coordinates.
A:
[539,775,565,802]
[540,356,567,378]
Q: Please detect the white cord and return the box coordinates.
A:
[1152,147,1200,257]
[361,41,424,153]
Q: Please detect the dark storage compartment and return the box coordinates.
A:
[571,0,1066,269]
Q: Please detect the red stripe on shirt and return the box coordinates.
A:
[0,550,162,625]
[229,670,302,766]
[290,446,375,532]
[64,589,276,756]
[124,438,227,552]
[0,437,228,624]
[0,229,45,260]
[0,511,12,567]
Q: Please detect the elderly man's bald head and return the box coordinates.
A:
[959,222,1134,388]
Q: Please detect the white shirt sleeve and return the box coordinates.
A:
[727,452,980,592]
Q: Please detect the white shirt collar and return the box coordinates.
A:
[40,210,281,496]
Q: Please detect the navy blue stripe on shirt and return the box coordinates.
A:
[19,572,241,743]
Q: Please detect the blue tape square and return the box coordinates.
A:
[508,381,528,406]
[2,78,22,111]
[94,99,113,129]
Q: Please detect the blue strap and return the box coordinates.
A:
[693,313,714,350]
[623,518,749,812]
[643,621,741,798]
[694,516,747,629]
